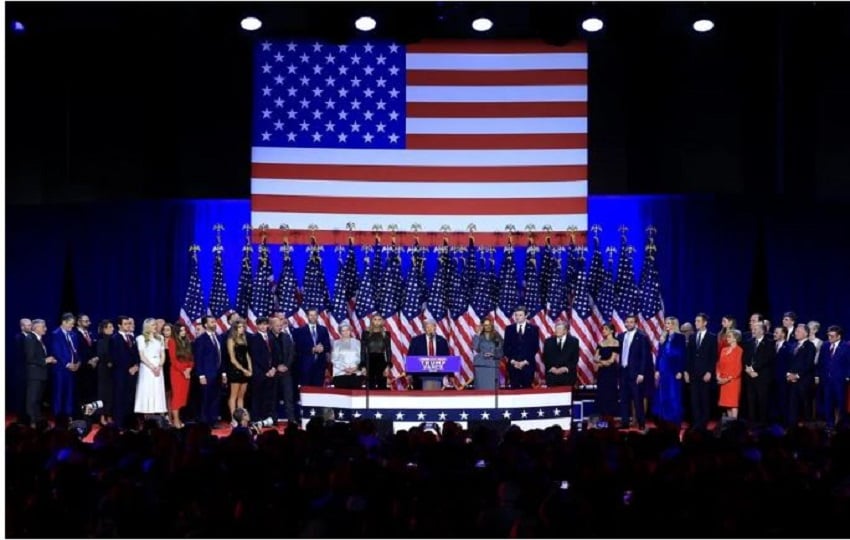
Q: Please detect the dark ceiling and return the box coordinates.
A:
[6,2,850,203]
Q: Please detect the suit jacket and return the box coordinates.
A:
[745,336,775,376]
[408,333,450,357]
[293,324,332,364]
[542,335,579,386]
[15,331,31,368]
[50,327,79,368]
[617,330,651,378]
[272,330,296,370]
[686,330,718,381]
[25,334,50,381]
[74,327,97,363]
[787,339,816,382]
[818,341,850,380]
[503,323,540,363]
[249,332,276,377]
[109,332,140,374]
[192,331,223,380]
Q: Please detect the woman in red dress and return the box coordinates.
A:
[169,322,194,428]
[717,328,743,419]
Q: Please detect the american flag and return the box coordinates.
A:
[377,246,407,390]
[330,245,356,327]
[564,238,580,302]
[250,39,588,245]
[208,245,233,334]
[394,247,427,389]
[638,236,665,357]
[179,247,205,339]
[522,246,548,385]
[495,246,519,335]
[248,244,275,332]
[587,230,605,301]
[353,246,377,335]
[447,250,475,387]
[303,246,339,339]
[595,248,617,325]
[612,233,640,334]
[235,243,254,325]
[569,250,596,385]
[276,245,300,324]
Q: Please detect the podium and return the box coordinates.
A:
[405,355,462,390]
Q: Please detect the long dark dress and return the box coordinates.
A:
[595,344,620,418]
[651,333,686,425]
[96,337,114,416]
[361,331,391,389]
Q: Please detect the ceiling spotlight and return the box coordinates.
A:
[240,16,262,31]
[692,19,715,33]
[355,16,377,32]
[581,17,604,32]
[12,20,25,33]
[472,17,493,32]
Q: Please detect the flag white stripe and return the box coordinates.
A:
[252,178,587,199]
[406,85,587,103]
[406,52,588,70]
[251,212,588,232]
[252,147,587,166]
[406,117,587,134]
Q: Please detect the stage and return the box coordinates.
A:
[298,386,573,432]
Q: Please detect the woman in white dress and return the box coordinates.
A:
[331,323,364,389]
[134,317,168,417]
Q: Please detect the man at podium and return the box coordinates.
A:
[408,319,450,390]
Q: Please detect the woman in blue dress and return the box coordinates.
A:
[593,323,620,424]
[652,316,687,427]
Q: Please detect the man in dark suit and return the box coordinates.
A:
[743,321,775,425]
[787,324,816,427]
[408,319,450,390]
[503,307,540,389]
[193,316,226,426]
[819,325,849,427]
[685,312,717,430]
[109,315,140,429]
[293,309,332,387]
[49,313,80,418]
[542,322,579,387]
[24,319,57,426]
[249,317,278,421]
[617,314,651,430]
[271,316,297,423]
[770,326,794,425]
[74,313,99,407]
[14,318,33,421]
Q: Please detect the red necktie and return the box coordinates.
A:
[125,334,132,347]
[428,336,435,356]
[264,334,271,351]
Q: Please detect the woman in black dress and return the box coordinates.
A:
[226,321,252,423]
[360,314,392,389]
[593,323,620,426]
[95,319,115,425]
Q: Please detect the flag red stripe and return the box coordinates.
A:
[408,40,587,53]
[251,230,588,246]
[407,69,587,86]
[252,163,588,182]
[407,133,587,150]
[407,102,587,118]
[252,195,587,216]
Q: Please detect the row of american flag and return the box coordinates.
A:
[179,226,665,389]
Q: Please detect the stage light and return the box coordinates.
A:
[581,17,604,32]
[472,17,493,32]
[692,19,714,33]
[240,16,262,31]
[355,16,376,32]
[12,20,25,33]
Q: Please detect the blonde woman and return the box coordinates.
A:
[651,317,687,426]
[134,318,168,418]
[226,321,252,421]
[361,314,392,389]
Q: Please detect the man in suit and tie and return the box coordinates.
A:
[74,313,99,408]
[24,319,57,427]
[271,316,297,423]
[770,326,794,425]
[109,315,140,429]
[819,325,849,427]
[787,324,816,426]
[193,316,227,426]
[685,312,717,430]
[293,309,332,388]
[542,322,579,387]
[249,317,278,422]
[49,313,81,418]
[407,319,450,390]
[617,315,651,430]
[743,321,775,425]
[503,307,540,389]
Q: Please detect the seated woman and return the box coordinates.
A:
[332,323,364,389]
